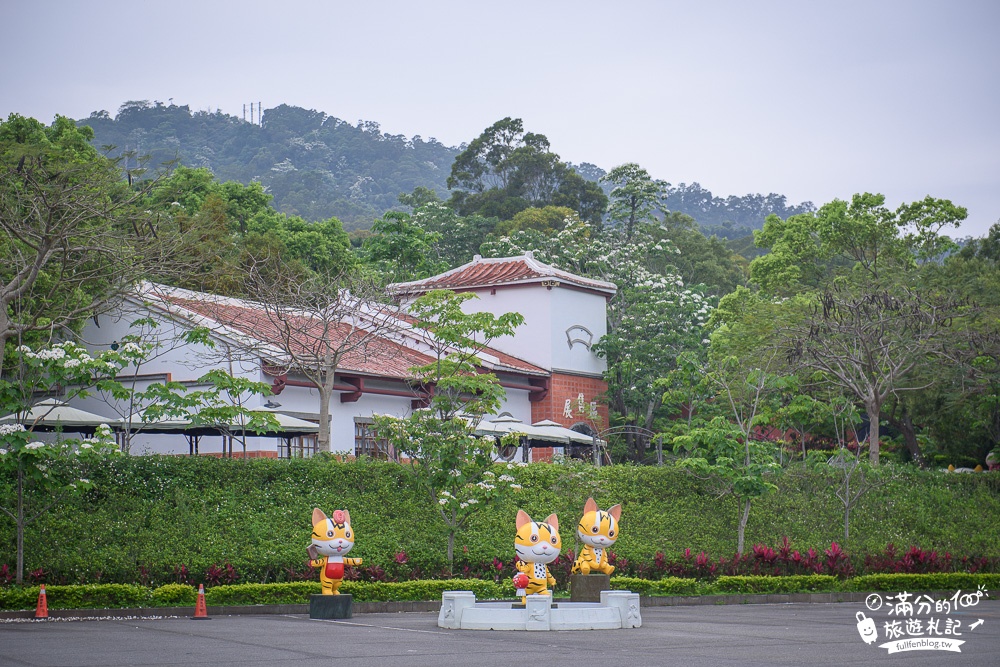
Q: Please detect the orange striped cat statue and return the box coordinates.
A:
[307,508,362,595]
[571,498,621,576]
[513,509,561,602]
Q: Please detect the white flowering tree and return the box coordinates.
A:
[593,229,715,461]
[0,341,134,584]
[372,290,524,572]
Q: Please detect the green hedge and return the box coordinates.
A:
[843,572,1000,592]
[0,584,150,611]
[151,584,197,606]
[2,573,998,611]
[714,575,839,594]
[2,457,999,585]
[205,582,317,605]
[610,576,702,596]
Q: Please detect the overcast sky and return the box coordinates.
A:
[3,0,998,236]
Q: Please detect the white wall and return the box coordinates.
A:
[455,284,606,377]
[457,285,553,370]
[548,287,608,376]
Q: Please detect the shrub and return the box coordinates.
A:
[611,576,702,596]
[151,584,197,606]
[201,579,508,605]
[0,584,152,610]
[205,582,319,605]
[714,575,838,594]
[844,573,1000,593]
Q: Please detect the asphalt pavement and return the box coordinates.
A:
[1,600,997,666]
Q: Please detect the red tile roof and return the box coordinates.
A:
[388,252,617,296]
[152,292,435,380]
[141,285,546,380]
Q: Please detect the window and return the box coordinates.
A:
[354,419,395,460]
[280,435,318,459]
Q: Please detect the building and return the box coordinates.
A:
[74,253,615,459]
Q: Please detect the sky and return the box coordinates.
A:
[2,0,998,236]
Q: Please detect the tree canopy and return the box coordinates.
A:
[446,117,607,223]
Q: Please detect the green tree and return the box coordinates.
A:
[672,415,780,556]
[183,370,281,458]
[664,212,747,295]
[678,347,788,553]
[601,163,669,241]
[411,201,498,267]
[0,114,174,364]
[372,290,524,570]
[447,118,606,223]
[360,211,448,282]
[494,205,578,237]
[749,193,971,465]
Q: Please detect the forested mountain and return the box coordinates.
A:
[78,102,814,234]
[79,101,458,229]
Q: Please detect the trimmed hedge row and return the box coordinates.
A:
[2,573,995,611]
[842,572,1000,592]
[3,457,1000,585]
[713,575,839,594]
[608,576,702,596]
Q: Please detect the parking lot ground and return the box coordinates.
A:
[1,600,997,667]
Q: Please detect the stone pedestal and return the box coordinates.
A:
[601,590,642,628]
[437,590,640,630]
[570,573,611,602]
[438,591,476,629]
[524,594,553,631]
[309,593,353,619]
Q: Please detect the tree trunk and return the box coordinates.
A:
[318,384,333,453]
[16,465,24,585]
[736,498,751,556]
[897,409,924,467]
[865,399,881,466]
[0,306,10,382]
[447,531,455,577]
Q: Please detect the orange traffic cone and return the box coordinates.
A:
[34,584,48,619]
[191,584,210,620]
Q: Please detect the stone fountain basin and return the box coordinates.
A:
[438,590,641,631]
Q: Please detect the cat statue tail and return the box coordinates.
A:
[192,584,211,620]
[34,584,48,619]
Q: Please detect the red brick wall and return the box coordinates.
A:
[199,450,278,459]
[530,373,607,462]
[531,372,608,428]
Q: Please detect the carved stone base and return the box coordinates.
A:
[309,593,353,619]
[438,591,641,630]
[570,573,611,602]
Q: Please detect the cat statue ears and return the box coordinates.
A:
[582,497,621,521]
[313,507,351,526]
[516,509,559,532]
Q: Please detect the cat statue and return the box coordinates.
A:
[513,509,561,602]
[307,507,362,595]
[571,497,621,576]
